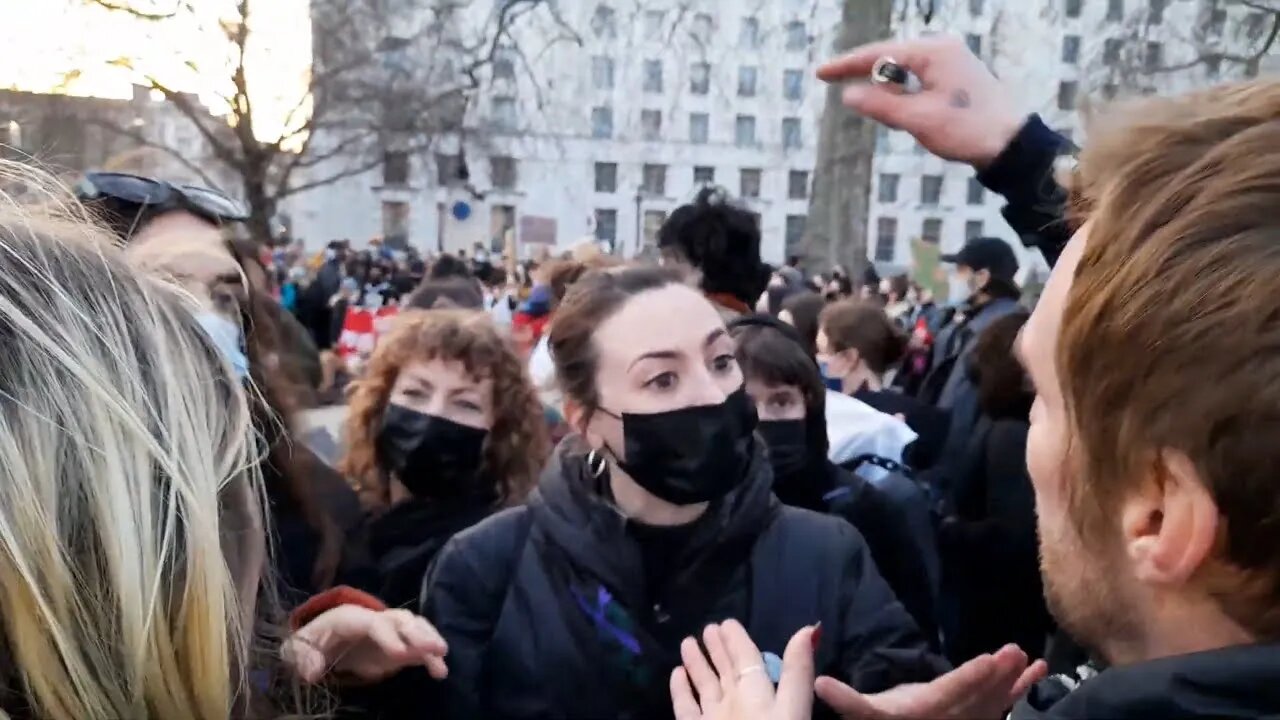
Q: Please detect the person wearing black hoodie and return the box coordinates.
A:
[339,309,550,611]
[729,316,939,645]
[420,266,969,720]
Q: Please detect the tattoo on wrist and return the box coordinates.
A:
[950,89,972,109]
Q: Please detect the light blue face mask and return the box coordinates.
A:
[196,311,250,380]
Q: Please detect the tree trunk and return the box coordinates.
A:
[802,0,895,282]
[241,152,276,246]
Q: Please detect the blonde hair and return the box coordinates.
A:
[0,161,264,719]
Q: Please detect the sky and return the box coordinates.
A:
[0,0,312,141]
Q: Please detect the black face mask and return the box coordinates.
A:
[756,420,810,479]
[377,404,489,501]
[602,387,758,506]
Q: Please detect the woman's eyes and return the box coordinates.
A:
[454,399,483,413]
[645,372,678,391]
[711,354,737,373]
[768,396,794,410]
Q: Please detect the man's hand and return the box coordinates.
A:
[285,605,449,684]
[817,36,1025,168]
[815,643,1047,720]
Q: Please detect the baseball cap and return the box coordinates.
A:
[941,237,1019,282]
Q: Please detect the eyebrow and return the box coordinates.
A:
[626,329,729,371]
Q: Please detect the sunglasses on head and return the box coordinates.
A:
[75,172,250,235]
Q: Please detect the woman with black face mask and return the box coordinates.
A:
[340,309,550,610]
[409,266,948,720]
[729,316,941,648]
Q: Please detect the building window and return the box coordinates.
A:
[921,175,943,205]
[785,21,807,51]
[383,150,409,185]
[740,17,760,49]
[595,208,618,242]
[591,4,617,38]
[493,96,517,131]
[1144,41,1162,73]
[594,162,617,193]
[1058,81,1078,110]
[692,13,713,43]
[643,210,667,247]
[786,215,807,255]
[969,0,984,16]
[643,59,663,93]
[493,46,517,81]
[1147,0,1164,25]
[1246,12,1268,40]
[641,110,662,141]
[1245,57,1260,78]
[1104,38,1123,65]
[591,106,613,138]
[641,163,666,195]
[1205,54,1222,78]
[875,124,890,152]
[782,118,803,150]
[490,156,517,190]
[382,201,410,244]
[740,168,762,199]
[644,9,664,40]
[690,62,711,95]
[735,115,757,147]
[694,166,715,185]
[489,205,515,252]
[592,56,615,90]
[788,170,809,200]
[1103,82,1120,99]
[1107,0,1124,22]
[738,66,758,97]
[965,220,984,240]
[783,69,804,101]
[1063,35,1080,64]
[922,217,942,244]
[689,112,709,144]
[878,173,900,203]
[435,153,460,186]
[875,217,897,262]
[1208,7,1227,36]
[966,33,982,57]
[1065,0,1082,19]
[967,177,985,205]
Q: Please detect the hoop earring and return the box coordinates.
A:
[587,449,608,479]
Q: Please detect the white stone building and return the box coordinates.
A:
[293,0,1274,270]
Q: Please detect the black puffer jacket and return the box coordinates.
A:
[422,440,947,720]
[1011,644,1280,719]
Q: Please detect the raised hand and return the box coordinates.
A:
[815,643,1047,720]
[816,36,1025,168]
[670,620,818,720]
[285,605,449,684]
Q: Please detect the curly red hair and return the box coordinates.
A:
[341,309,550,512]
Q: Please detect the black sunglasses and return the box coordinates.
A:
[75,172,250,228]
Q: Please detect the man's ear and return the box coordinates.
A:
[1122,450,1220,587]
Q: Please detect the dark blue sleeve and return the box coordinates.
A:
[977,115,1076,268]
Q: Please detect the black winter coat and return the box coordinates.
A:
[422,441,948,720]
[1011,644,1280,719]
[365,498,498,610]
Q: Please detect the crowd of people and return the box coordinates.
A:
[0,34,1276,720]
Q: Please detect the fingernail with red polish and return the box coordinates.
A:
[810,622,823,651]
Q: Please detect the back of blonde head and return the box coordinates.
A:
[0,161,262,719]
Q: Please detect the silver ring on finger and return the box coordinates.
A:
[736,664,766,680]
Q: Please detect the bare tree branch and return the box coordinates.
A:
[83,116,222,188]
[84,0,188,20]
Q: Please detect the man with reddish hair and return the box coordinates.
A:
[672,38,1280,720]
[806,38,1280,720]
